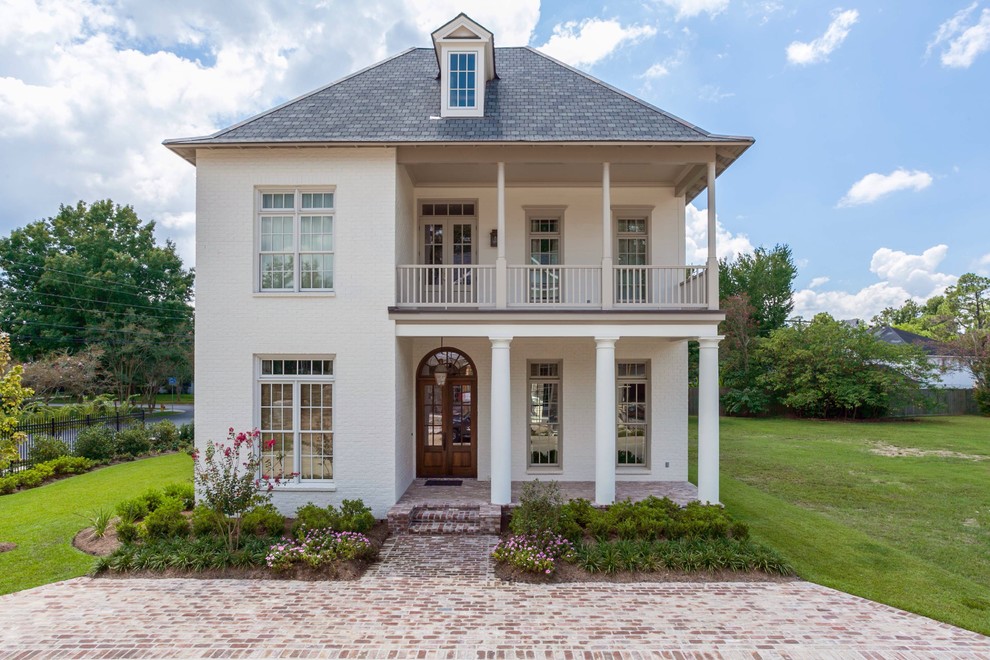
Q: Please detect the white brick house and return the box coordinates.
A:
[165,14,752,517]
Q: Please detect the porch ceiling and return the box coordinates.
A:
[405,161,685,186]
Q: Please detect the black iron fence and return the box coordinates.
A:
[2,409,146,475]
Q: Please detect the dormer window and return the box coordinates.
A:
[432,13,496,118]
[449,52,477,108]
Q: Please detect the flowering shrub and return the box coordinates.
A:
[492,533,575,575]
[193,428,295,551]
[266,529,376,571]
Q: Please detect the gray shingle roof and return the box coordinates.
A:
[165,47,751,146]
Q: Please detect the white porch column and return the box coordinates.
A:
[595,337,618,505]
[697,336,723,504]
[490,336,512,504]
[706,161,718,310]
[495,162,507,309]
[601,162,614,310]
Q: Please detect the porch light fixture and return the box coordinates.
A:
[489,229,498,248]
[434,338,450,386]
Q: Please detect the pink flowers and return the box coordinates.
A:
[492,533,574,575]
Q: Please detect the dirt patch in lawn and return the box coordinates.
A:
[73,526,121,556]
[496,561,797,584]
[0,542,16,553]
[870,442,988,461]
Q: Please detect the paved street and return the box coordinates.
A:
[1,535,988,658]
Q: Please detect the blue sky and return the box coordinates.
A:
[1,0,987,319]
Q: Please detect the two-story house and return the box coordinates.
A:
[164,14,752,518]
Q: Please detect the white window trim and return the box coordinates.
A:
[256,355,336,486]
[526,360,563,471]
[256,187,336,294]
[616,360,650,470]
[440,46,485,118]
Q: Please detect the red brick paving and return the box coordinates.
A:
[0,535,988,658]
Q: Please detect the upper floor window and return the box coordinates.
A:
[258,189,335,292]
[448,52,477,108]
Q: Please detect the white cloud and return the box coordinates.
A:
[685,203,754,263]
[786,8,859,65]
[640,62,671,78]
[793,245,958,320]
[538,18,657,68]
[657,0,731,20]
[838,168,933,206]
[928,3,990,68]
[698,84,735,102]
[808,276,830,288]
[402,0,540,46]
[976,252,990,276]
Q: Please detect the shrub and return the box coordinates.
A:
[141,488,166,513]
[94,535,272,574]
[162,482,195,510]
[74,426,115,461]
[191,504,223,537]
[293,503,334,536]
[492,533,575,575]
[114,426,151,457]
[149,421,181,452]
[0,476,16,494]
[333,499,376,533]
[115,521,139,544]
[31,462,55,480]
[266,530,376,571]
[27,435,70,463]
[509,480,567,536]
[178,421,194,445]
[43,456,94,475]
[143,498,190,540]
[115,498,149,524]
[570,538,791,576]
[16,469,44,489]
[242,504,286,537]
[82,507,114,538]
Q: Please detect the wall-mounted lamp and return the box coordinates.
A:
[489,229,498,248]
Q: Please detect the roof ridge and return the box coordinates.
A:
[177,47,420,144]
[520,46,711,139]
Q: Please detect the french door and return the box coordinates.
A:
[416,348,477,478]
[420,201,477,301]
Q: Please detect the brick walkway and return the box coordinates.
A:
[1,536,989,658]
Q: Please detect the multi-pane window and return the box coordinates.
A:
[528,362,561,467]
[528,215,562,303]
[616,217,648,303]
[617,361,648,466]
[448,52,477,108]
[259,190,334,292]
[259,357,334,481]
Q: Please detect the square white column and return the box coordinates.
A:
[595,337,618,505]
[490,336,512,504]
[697,336,723,504]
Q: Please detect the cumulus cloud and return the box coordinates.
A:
[808,276,830,288]
[685,203,754,263]
[0,1,542,267]
[838,168,933,206]
[793,245,958,320]
[657,0,731,20]
[928,3,990,68]
[786,8,859,65]
[976,253,990,275]
[640,62,671,78]
[538,18,657,68]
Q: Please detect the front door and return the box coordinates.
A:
[416,348,477,478]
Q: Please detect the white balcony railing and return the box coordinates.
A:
[396,265,495,307]
[395,264,707,309]
[613,265,708,308]
[507,265,601,308]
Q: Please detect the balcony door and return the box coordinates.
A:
[527,212,562,303]
[615,215,649,304]
[420,201,477,300]
[416,348,477,478]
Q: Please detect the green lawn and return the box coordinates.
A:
[153,393,194,405]
[0,453,193,595]
[690,415,990,635]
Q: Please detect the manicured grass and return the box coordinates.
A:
[0,453,193,595]
[690,415,990,635]
[154,393,194,405]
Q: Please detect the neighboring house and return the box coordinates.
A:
[164,14,753,516]
[874,326,976,389]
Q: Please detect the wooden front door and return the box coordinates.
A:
[416,348,477,478]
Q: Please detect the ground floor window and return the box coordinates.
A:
[617,361,648,466]
[528,361,561,466]
[258,357,334,481]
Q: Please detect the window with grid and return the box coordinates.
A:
[528,362,561,467]
[616,217,648,303]
[259,358,334,482]
[448,52,477,108]
[616,361,648,466]
[528,215,561,303]
[259,190,334,292]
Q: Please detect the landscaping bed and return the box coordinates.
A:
[493,481,794,583]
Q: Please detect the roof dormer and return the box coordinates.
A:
[431,13,496,118]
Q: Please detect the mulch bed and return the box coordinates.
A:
[79,519,391,582]
[496,561,797,584]
[0,542,16,553]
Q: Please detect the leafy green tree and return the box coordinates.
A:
[0,201,193,404]
[757,313,937,418]
[944,275,990,413]
[0,332,33,470]
[719,244,797,337]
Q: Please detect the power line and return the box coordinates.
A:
[0,263,192,307]
[7,319,193,342]
[0,286,194,317]
[0,256,193,297]
[1,298,192,323]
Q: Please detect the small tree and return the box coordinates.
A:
[20,346,106,402]
[192,428,294,551]
[0,332,34,470]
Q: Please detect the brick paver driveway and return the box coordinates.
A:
[1,536,989,658]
